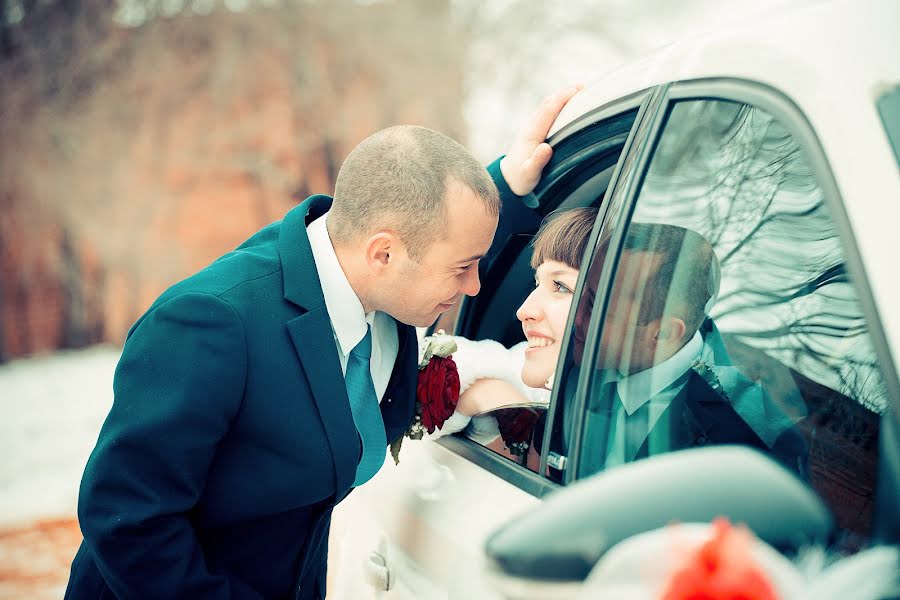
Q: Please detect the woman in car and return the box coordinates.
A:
[429,207,597,451]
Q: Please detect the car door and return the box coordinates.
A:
[328,92,659,600]
[545,79,898,557]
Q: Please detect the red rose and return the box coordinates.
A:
[417,356,460,434]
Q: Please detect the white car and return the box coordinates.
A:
[334,1,900,598]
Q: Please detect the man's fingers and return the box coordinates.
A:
[525,85,583,141]
[529,143,553,172]
[520,143,554,183]
[503,86,582,196]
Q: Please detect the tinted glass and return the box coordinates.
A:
[574,99,886,551]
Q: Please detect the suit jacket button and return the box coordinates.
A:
[697,435,708,445]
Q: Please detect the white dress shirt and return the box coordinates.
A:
[307,212,399,402]
[603,330,703,467]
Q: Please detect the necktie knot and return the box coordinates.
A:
[351,327,373,360]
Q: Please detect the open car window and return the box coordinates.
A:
[458,108,640,347]
[562,97,886,552]
[445,106,643,475]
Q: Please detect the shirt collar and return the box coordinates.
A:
[307,212,372,355]
[616,330,703,415]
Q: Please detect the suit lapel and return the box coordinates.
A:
[379,322,418,442]
[281,196,359,500]
[287,310,359,498]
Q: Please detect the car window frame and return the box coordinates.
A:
[434,89,659,497]
[565,78,900,487]
[541,85,672,483]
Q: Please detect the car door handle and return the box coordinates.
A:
[365,549,393,591]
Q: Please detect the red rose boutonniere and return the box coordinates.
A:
[389,331,460,465]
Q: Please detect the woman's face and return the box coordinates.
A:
[516,260,579,388]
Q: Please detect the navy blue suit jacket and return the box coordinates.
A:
[66,195,419,599]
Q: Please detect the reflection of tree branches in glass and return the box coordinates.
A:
[634,100,887,412]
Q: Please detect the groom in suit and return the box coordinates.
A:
[66,87,581,600]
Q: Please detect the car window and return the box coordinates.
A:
[455,109,640,347]
[570,98,886,551]
[449,108,641,473]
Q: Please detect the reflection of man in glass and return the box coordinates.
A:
[575,223,807,477]
[576,223,718,373]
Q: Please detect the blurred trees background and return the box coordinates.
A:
[0,0,801,362]
[0,0,469,361]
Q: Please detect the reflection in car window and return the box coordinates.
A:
[574,99,885,552]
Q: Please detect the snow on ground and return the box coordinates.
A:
[0,342,385,600]
[0,346,121,598]
[1,345,120,527]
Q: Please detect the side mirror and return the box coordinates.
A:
[484,446,833,587]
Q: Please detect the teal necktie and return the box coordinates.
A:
[345,326,386,487]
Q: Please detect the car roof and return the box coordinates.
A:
[550,0,899,137]
[549,0,900,380]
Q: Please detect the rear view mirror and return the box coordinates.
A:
[484,446,833,584]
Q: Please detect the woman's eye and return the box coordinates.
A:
[553,280,573,294]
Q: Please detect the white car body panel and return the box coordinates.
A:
[332,443,539,599]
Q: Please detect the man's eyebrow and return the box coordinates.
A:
[455,253,485,264]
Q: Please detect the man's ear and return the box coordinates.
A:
[657,316,687,344]
[365,232,397,274]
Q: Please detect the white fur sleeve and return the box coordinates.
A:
[449,336,526,394]
[451,337,550,404]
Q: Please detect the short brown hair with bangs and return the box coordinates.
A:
[530,207,599,270]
